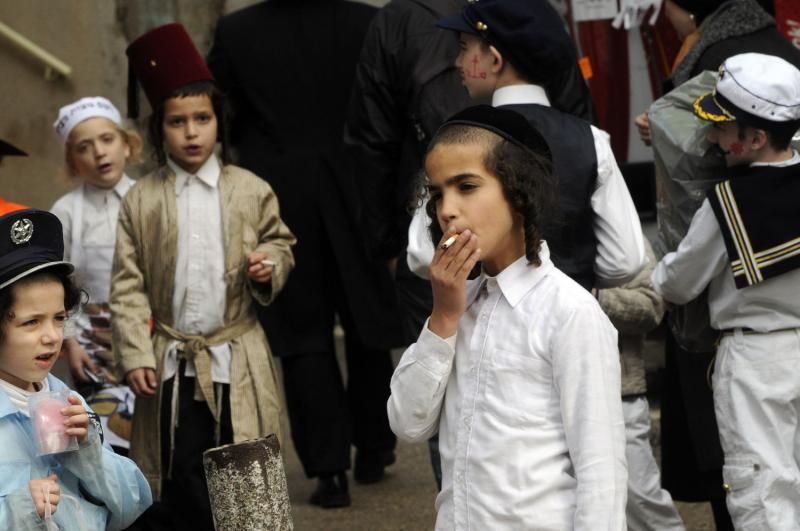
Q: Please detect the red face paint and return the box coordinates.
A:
[729,142,745,155]
[467,55,487,79]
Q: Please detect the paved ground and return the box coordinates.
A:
[281,341,720,530]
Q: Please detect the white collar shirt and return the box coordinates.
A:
[163,154,231,383]
[388,243,627,530]
[651,154,800,332]
[51,175,134,337]
[492,84,646,287]
[51,174,134,264]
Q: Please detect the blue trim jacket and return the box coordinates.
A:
[0,374,152,530]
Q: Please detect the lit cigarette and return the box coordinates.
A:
[261,259,276,268]
[440,234,460,250]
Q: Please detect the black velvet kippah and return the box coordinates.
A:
[441,105,551,159]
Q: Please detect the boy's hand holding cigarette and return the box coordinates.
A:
[428,228,480,339]
[247,252,275,284]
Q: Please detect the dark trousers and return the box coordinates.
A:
[281,317,396,478]
[128,366,233,531]
[394,249,434,345]
[660,330,733,531]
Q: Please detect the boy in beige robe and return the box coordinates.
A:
[112,23,295,531]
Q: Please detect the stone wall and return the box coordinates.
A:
[0,0,387,209]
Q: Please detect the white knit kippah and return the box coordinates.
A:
[53,97,122,143]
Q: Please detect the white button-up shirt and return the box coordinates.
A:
[163,155,231,383]
[51,175,134,265]
[389,243,627,530]
[651,155,800,332]
[407,85,645,288]
[52,175,134,337]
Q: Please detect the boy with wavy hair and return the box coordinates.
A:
[389,106,627,530]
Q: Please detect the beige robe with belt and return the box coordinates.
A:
[110,164,295,499]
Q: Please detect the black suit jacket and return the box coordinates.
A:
[209,0,404,354]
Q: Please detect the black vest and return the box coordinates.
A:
[500,103,599,290]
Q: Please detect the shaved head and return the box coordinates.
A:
[428,123,503,155]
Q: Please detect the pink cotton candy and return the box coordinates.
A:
[28,392,78,455]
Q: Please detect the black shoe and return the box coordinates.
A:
[353,449,396,484]
[309,472,350,508]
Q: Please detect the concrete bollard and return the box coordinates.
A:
[203,434,293,531]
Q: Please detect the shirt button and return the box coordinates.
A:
[463,415,471,425]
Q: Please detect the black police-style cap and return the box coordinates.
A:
[0,209,73,290]
[441,105,552,160]
[437,0,576,84]
[0,139,27,157]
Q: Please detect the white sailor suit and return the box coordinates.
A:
[651,155,800,530]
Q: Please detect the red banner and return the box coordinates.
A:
[775,0,800,50]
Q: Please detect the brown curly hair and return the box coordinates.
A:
[0,269,83,344]
[420,124,557,266]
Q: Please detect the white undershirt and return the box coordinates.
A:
[0,378,50,417]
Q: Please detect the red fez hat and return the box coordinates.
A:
[126,23,214,116]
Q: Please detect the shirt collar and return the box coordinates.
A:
[492,84,551,108]
[168,153,221,194]
[114,173,134,198]
[467,241,554,308]
[82,173,134,204]
[750,150,800,168]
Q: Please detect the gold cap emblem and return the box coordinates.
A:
[476,21,488,31]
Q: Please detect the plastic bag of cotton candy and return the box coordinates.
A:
[28,389,79,456]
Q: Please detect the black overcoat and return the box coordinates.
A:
[208,0,404,355]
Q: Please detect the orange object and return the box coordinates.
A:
[670,30,700,75]
[578,56,593,80]
[0,197,28,216]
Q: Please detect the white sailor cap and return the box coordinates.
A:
[694,53,800,124]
